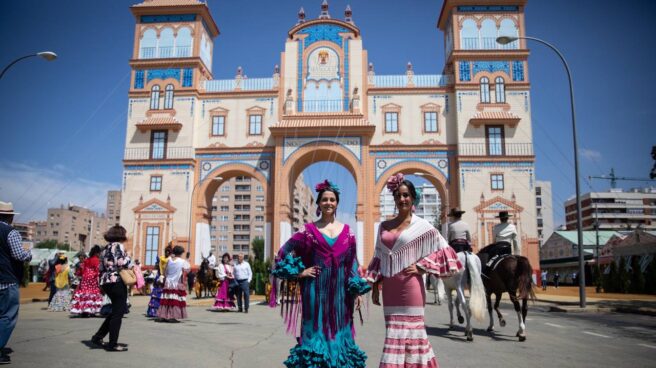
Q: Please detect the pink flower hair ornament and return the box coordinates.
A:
[314,179,340,195]
[386,173,405,192]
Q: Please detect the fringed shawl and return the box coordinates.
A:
[371,214,447,278]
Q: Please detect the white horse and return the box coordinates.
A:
[430,251,486,341]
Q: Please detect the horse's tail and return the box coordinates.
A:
[466,253,487,322]
[516,256,536,301]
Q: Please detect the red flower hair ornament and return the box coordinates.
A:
[386,173,405,192]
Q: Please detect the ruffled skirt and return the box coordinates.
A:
[48,288,71,312]
[157,282,187,320]
[211,280,236,311]
[380,315,438,368]
[146,285,162,317]
[70,289,103,315]
[283,327,367,368]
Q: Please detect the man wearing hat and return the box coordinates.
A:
[492,211,521,256]
[0,201,32,364]
[447,208,472,253]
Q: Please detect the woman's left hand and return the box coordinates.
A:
[403,264,425,275]
[355,295,363,311]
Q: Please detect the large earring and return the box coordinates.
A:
[316,207,321,217]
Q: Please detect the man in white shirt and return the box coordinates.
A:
[447,208,471,253]
[492,211,521,256]
[233,254,252,313]
[207,252,216,268]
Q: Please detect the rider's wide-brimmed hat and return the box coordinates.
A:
[447,207,466,217]
[495,211,512,219]
[0,201,19,215]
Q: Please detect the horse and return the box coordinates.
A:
[430,251,487,341]
[477,245,536,342]
[196,257,217,298]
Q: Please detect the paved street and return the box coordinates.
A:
[7,295,656,368]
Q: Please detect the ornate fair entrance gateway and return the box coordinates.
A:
[121,0,539,272]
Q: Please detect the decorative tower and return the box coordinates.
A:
[437,0,538,271]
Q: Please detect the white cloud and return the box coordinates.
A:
[580,148,602,161]
[0,161,119,222]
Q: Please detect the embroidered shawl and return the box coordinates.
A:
[369,214,448,278]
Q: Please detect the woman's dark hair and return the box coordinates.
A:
[104,224,127,243]
[55,256,67,265]
[222,253,231,263]
[89,245,102,258]
[315,187,340,207]
[393,180,418,203]
[172,245,185,256]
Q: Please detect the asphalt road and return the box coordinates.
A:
[7,296,656,367]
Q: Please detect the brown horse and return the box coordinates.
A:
[477,247,536,342]
[196,257,217,298]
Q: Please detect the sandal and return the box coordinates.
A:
[105,345,128,352]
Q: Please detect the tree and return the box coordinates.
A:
[617,257,630,293]
[603,260,617,293]
[35,239,68,250]
[251,237,264,261]
[629,256,646,294]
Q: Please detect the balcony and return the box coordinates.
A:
[458,143,533,156]
[139,46,192,59]
[461,37,519,50]
[123,146,193,160]
[301,99,343,113]
[371,74,452,88]
[203,77,275,92]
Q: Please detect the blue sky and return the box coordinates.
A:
[1,0,655,227]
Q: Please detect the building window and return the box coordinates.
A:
[256,185,263,192]
[150,130,167,159]
[164,84,174,109]
[221,185,230,192]
[150,85,160,110]
[255,215,264,222]
[485,125,504,156]
[145,226,160,266]
[495,77,506,103]
[480,77,490,103]
[537,218,544,227]
[220,206,229,212]
[256,195,264,202]
[150,176,162,191]
[255,206,264,211]
[491,174,504,190]
[422,111,437,133]
[385,112,399,133]
[212,115,225,136]
[249,114,262,135]
[220,215,229,222]
[536,197,542,206]
[536,187,542,196]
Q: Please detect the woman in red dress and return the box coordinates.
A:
[70,245,104,317]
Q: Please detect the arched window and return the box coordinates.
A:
[495,77,506,103]
[164,84,174,109]
[159,28,175,58]
[480,19,497,49]
[140,29,157,58]
[460,19,478,49]
[150,85,160,110]
[499,19,519,49]
[480,77,490,103]
[176,27,192,57]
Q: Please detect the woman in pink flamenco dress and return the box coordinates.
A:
[211,253,237,311]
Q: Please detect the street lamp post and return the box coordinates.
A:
[0,51,57,79]
[187,176,223,258]
[497,35,586,308]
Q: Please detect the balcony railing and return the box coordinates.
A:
[458,143,533,156]
[203,77,274,92]
[123,146,193,160]
[302,99,343,112]
[371,74,451,88]
[139,46,192,59]
[460,37,519,50]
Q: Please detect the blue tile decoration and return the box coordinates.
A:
[512,61,524,81]
[124,164,192,170]
[141,14,196,23]
[283,137,361,164]
[297,24,349,48]
[297,40,303,112]
[459,61,471,82]
[147,68,181,83]
[457,6,518,12]
[134,70,144,89]
[343,38,349,111]
[182,68,193,87]
[472,61,510,76]
[200,159,271,182]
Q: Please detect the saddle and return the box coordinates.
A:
[449,239,472,253]
[486,253,512,272]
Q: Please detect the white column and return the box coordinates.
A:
[264,222,272,260]
[279,221,292,250]
[195,222,211,265]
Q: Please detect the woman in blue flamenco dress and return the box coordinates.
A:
[272,180,371,368]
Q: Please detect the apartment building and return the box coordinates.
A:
[33,205,110,251]
[535,180,554,247]
[106,190,122,226]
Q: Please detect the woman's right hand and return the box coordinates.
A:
[372,281,381,306]
[299,266,321,278]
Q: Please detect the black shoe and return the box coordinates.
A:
[105,345,128,352]
[244,309,248,314]
[238,308,243,313]
[0,354,10,364]
[0,348,12,355]
[91,336,105,348]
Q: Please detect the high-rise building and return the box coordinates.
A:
[209,175,313,256]
[564,188,656,231]
[32,205,110,251]
[106,190,122,226]
[12,222,35,242]
[535,180,554,247]
[379,183,441,226]
[292,174,315,233]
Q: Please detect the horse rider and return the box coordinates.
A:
[491,211,521,257]
[447,207,472,253]
[207,251,217,268]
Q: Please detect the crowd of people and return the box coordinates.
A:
[0,172,527,367]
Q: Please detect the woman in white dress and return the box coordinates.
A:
[156,246,190,322]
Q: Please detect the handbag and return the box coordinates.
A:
[119,268,137,286]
